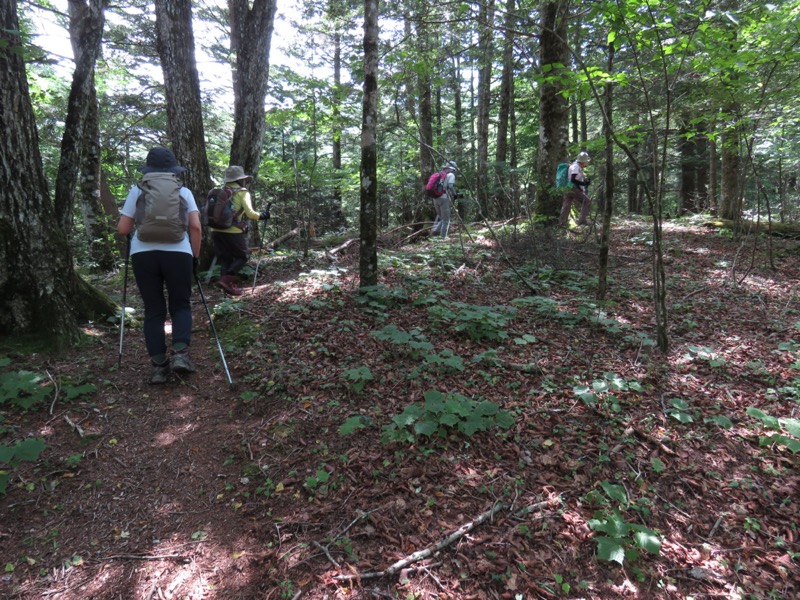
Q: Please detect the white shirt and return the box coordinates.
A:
[568,161,586,187]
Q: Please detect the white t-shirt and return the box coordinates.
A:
[120,184,198,255]
[568,161,586,187]
[443,171,456,195]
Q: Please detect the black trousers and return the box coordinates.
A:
[211,231,249,277]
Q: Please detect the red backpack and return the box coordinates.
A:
[424,171,447,198]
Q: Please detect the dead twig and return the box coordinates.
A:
[332,498,555,582]
[63,415,85,438]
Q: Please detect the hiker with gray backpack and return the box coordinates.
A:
[117,147,203,385]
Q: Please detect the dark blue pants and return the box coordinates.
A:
[131,251,193,359]
[211,231,250,276]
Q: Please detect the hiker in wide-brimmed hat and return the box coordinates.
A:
[207,165,270,296]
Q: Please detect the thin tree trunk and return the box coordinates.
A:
[476,0,495,216]
[597,43,614,301]
[494,0,514,218]
[359,0,379,288]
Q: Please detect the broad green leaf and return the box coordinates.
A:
[705,415,733,429]
[633,530,662,555]
[600,482,628,505]
[339,416,366,436]
[595,536,625,564]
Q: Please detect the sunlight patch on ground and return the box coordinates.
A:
[153,422,198,446]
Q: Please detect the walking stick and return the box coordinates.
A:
[195,273,234,386]
[252,202,272,291]
[117,235,131,369]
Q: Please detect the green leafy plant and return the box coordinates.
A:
[427,302,516,342]
[341,365,373,394]
[574,372,645,413]
[381,390,515,444]
[0,438,46,494]
[746,407,800,453]
[357,285,409,309]
[0,370,50,410]
[586,481,663,566]
[666,398,694,423]
[685,345,726,367]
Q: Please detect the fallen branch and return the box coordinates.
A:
[267,227,300,250]
[64,415,85,438]
[332,498,555,582]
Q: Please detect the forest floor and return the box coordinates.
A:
[1,216,800,600]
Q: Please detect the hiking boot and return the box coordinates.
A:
[171,351,197,374]
[217,275,242,296]
[149,362,171,385]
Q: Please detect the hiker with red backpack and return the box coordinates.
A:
[558,151,592,227]
[116,147,203,385]
[428,160,457,239]
[208,166,270,296]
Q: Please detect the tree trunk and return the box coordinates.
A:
[54,0,107,235]
[678,118,708,214]
[0,1,115,346]
[153,0,212,201]
[494,0,514,218]
[720,111,742,221]
[415,7,434,226]
[229,0,277,179]
[359,0,379,288]
[402,12,416,224]
[476,0,495,217]
[535,1,569,225]
[331,29,347,229]
[80,84,117,272]
[597,43,614,301]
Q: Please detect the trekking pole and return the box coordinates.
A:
[117,235,131,369]
[252,202,272,291]
[195,273,234,386]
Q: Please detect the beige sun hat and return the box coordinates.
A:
[224,165,251,183]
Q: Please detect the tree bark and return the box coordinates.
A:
[476,0,495,216]
[153,0,212,201]
[229,0,277,179]
[359,0,379,288]
[597,42,615,301]
[535,1,569,225]
[54,0,107,235]
[0,1,115,346]
[494,0,514,218]
[80,84,117,272]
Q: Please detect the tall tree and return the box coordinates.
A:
[534,0,569,224]
[53,0,108,235]
[153,0,212,199]
[359,0,379,287]
[475,0,495,215]
[494,0,515,217]
[0,1,114,346]
[229,0,277,178]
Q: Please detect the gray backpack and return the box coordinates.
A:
[134,173,187,243]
